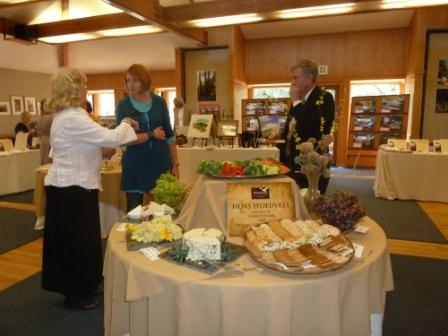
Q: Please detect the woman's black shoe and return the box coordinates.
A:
[64,296,99,310]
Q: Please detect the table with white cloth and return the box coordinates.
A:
[104,215,393,336]
[374,147,448,202]
[0,149,40,196]
[177,146,280,187]
[34,163,139,238]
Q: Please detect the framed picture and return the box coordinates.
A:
[435,89,448,113]
[244,116,259,131]
[352,97,376,114]
[0,101,11,116]
[380,115,404,131]
[351,133,376,149]
[267,99,289,114]
[381,95,405,113]
[437,59,448,85]
[24,96,37,115]
[243,100,265,115]
[258,114,287,140]
[197,70,216,101]
[11,96,24,115]
[217,120,238,137]
[352,115,375,131]
[187,114,213,139]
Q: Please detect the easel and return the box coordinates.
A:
[191,137,208,147]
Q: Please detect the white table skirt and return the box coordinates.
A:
[374,148,448,202]
[178,146,280,187]
[0,150,40,196]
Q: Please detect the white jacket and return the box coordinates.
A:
[45,107,137,190]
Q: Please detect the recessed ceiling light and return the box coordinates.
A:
[382,0,448,9]
[277,3,356,19]
[190,14,263,28]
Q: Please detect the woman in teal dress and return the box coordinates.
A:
[117,64,179,211]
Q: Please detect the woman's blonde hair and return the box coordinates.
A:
[48,67,87,114]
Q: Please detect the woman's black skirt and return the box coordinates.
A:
[42,185,102,297]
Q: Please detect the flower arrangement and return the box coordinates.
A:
[127,215,183,243]
[294,134,334,178]
[314,191,367,231]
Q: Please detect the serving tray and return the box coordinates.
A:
[245,234,354,274]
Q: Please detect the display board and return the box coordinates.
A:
[241,98,290,132]
[349,94,410,150]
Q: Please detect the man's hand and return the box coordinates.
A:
[101,147,116,159]
[123,118,140,131]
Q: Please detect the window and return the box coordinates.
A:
[155,88,176,128]
[87,90,115,117]
[350,79,404,97]
[252,86,289,99]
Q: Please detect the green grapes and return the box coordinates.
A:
[151,173,186,208]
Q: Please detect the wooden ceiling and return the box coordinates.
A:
[0,0,446,46]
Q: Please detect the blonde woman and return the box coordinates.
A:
[42,67,138,310]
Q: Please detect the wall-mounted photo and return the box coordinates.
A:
[381,95,405,113]
[244,116,259,131]
[24,96,37,115]
[435,88,448,113]
[380,133,403,145]
[352,97,376,114]
[11,96,23,115]
[437,59,448,85]
[187,114,213,139]
[217,120,238,137]
[197,70,216,101]
[0,101,11,116]
[351,133,375,149]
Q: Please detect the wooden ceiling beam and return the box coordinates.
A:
[102,0,206,45]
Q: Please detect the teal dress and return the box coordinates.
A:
[116,93,175,193]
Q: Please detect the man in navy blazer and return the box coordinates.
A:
[280,59,335,194]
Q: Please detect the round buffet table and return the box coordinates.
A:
[104,216,393,336]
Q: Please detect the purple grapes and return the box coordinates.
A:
[314,191,366,231]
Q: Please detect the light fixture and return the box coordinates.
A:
[189,14,263,28]
[382,0,448,9]
[98,25,163,37]
[39,33,98,44]
[277,3,356,19]
[38,25,164,44]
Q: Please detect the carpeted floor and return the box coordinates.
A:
[327,177,447,244]
[0,208,42,254]
[0,190,34,204]
[383,254,448,336]
[0,273,104,336]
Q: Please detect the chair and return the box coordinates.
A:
[0,138,14,151]
[409,139,429,152]
[387,138,407,149]
[433,139,448,153]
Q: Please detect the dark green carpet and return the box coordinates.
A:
[383,255,448,336]
[0,273,104,336]
[0,208,42,254]
[327,177,447,244]
[0,190,34,204]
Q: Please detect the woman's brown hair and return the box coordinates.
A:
[125,64,151,91]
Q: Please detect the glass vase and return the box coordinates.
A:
[304,172,321,219]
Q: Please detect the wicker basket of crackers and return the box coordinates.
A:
[244,219,354,274]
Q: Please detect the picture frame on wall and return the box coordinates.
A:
[0,101,11,116]
[24,96,37,115]
[11,96,24,115]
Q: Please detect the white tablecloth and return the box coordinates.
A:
[374,148,448,202]
[178,146,280,187]
[0,150,40,196]
[104,216,393,336]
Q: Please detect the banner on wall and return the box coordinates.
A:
[227,182,295,237]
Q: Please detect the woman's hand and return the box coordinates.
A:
[171,163,179,178]
[153,126,166,140]
[102,147,116,159]
[123,118,139,130]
